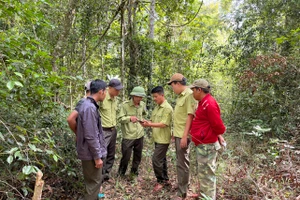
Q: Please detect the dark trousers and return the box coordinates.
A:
[102,128,117,180]
[118,137,144,175]
[175,137,191,198]
[152,143,169,183]
[82,160,102,200]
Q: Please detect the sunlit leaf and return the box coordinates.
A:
[6,81,15,90]
[14,72,23,78]
[7,155,13,164]
[28,143,37,151]
[22,165,38,175]
[53,154,58,162]
[6,147,18,154]
[14,151,23,159]
[21,187,28,197]
[14,81,23,87]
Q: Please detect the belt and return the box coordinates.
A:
[102,127,115,131]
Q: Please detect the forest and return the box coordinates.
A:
[0,0,299,199]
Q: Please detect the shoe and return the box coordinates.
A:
[98,193,105,199]
[153,183,164,192]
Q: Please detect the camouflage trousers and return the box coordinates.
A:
[195,141,220,200]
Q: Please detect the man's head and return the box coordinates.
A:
[188,79,210,100]
[151,86,165,105]
[130,86,146,105]
[90,79,107,101]
[167,73,187,94]
[84,81,92,96]
[108,79,123,97]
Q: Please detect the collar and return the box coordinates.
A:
[159,100,167,108]
[87,96,99,109]
[129,99,141,107]
[199,93,211,105]
[179,87,189,97]
[107,92,114,101]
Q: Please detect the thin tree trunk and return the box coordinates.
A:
[147,0,155,109]
[120,6,126,100]
[149,0,155,40]
[82,35,87,78]
[51,0,79,72]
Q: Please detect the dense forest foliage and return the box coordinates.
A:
[0,0,299,199]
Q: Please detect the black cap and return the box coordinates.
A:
[108,79,123,90]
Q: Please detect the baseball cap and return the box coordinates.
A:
[167,73,185,85]
[188,79,210,89]
[84,81,92,91]
[108,79,123,90]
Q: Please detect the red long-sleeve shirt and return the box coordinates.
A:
[190,94,226,145]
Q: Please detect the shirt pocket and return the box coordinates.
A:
[153,113,162,122]
[176,100,186,114]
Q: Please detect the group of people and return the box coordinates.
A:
[67,73,226,200]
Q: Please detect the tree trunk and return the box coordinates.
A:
[120,6,126,100]
[127,0,139,95]
[51,0,79,72]
[147,0,156,109]
[149,0,155,40]
[82,35,87,78]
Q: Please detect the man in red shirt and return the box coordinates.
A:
[188,79,226,200]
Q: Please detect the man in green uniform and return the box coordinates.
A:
[99,79,123,182]
[168,73,197,199]
[118,86,147,176]
[143,86,173,192]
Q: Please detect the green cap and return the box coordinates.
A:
[130,86,146,97]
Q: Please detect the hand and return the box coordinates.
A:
[171,136,175,143]
[180,136,188,149]
[141,120,150,127]
[218,135,226,146]
[94,158,103,168]
[130,116,138,123]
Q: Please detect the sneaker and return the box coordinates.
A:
[153,183,164,192]
[98,193,105,199]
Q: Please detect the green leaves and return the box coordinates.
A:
[22,165,39,175]
[7,155,14,164]
[6,80,23,90]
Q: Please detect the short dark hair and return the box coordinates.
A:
[201,87,210,94]
[90,79,107,95]
[151,86,164,95]
[194,86,210,94]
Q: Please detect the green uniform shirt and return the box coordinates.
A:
[173,88,197,138]
[99,92,117,128]
[118,99,147,139]
[151,100,173,144]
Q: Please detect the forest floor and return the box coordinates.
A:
[42,133,300,200]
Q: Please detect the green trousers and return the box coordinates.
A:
[82,160,102,200]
